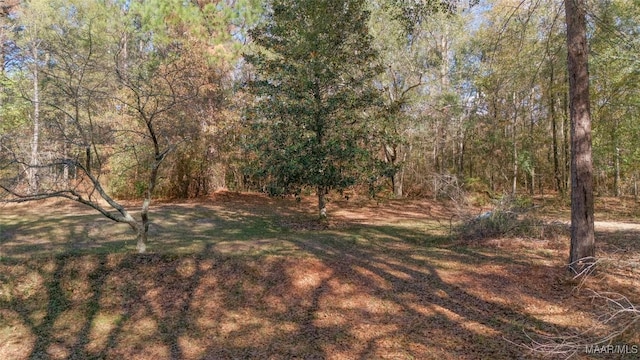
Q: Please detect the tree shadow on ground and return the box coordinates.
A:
[0,203,288,258]
[0,228,595,359]
[1,199,637,359]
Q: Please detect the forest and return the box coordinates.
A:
[1,0,638,209]
[0,0,639,359]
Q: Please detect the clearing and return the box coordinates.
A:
[0,192,638,359]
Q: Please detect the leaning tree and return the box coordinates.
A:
[0,0,224,253]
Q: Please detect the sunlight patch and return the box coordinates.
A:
[106,253,122,268]
[287,259,332,290]
[198,259,216,271]
[352,265,392,290]
[144,288,164,315]
[87,313,121,354]
[219,311,243,336]
[129,343,170,359]
[350,323,399,341]
[179,335,207,359]
[47,342,70,360]
[432,304,500,337]
[371,262,413,281]
[262,294,289,313]
[526,302,593,328]
[128,317,158,337]
[336,294,401,314]
[214,239,289,255]
[52,310,85,343]
[219,310,278,346]
[14,268,46,299]
[0,309,36,360]
[314,310,347,327]
[406,302,437,316]
[176,258,197,277]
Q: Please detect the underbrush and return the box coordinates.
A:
[454,196,568,241]
[515,255,640,358]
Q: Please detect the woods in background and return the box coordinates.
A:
[1,0,638,202]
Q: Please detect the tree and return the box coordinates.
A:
[565,0,595,273]
[10,0,54,194]
[244,0,383,218]
[111,1,214,250]
[369,0,416,198]
[368,1,469,198]
[0,0,19,74]
[0,0,229,253]
[590,0,640,197]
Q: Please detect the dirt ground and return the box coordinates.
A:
[0,192,638,359]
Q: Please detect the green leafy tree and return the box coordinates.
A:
[244,0,383,218]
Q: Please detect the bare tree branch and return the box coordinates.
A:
[507,256,640,359]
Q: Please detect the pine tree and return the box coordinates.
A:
[565,0,595,274]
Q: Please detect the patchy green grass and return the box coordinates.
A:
[0,194,638,359]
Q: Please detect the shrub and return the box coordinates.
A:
[454,195,568,241]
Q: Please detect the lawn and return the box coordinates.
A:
[0,192,638,359]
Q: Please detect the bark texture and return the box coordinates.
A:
[565,0,595,273]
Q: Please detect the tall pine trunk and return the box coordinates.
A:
[613,120,621,197]
[28,51,40,194]
[565,0,595,274]
[551,63,563,194]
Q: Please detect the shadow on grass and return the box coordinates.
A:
[1,243,589,358]
[595,228,640,253]
[0,203,288,258]
[1,201,634,359]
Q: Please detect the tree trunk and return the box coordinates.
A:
[613,118,621,196]
[433,122,440,173]
[85,146,91,175]
[384,144,402,197]
[548,60,563,194]
[562,73,571,193]
[614,146,621,197]
[551,72,563,194]
[136,221,147,254]
[512,122,518,196]
[529,106,535,196]
[123,216,146,254]
[317,186,327,219]
[136,152,162,254]
[0,32,4,76]
[28,53,40,194]
[529,167,535,196]
[393,169,404,198]
[565,0,595,274]
[385,144,405,198]
[457,126,465,176]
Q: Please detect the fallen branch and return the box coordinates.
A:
[507,255,640,359]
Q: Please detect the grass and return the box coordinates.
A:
[0,193,638,359]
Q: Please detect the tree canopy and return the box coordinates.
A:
[0,0,638,252]
[243,0,384,217]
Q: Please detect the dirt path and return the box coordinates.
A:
[595,220,640,232]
